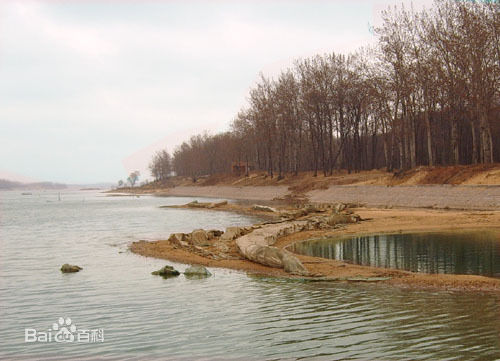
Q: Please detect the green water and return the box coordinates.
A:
[290,231,500,277]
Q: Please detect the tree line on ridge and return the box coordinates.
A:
[150,0,499,182]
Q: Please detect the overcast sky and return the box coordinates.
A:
[0,0,432,184]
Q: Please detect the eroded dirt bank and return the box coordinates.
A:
[131,201,500,292]
[112,165,500,209]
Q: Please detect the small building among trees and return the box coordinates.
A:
[231,162,254,176]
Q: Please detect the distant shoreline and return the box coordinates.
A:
[110,183,500,211]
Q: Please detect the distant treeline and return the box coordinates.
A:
[0,179,67,190]
[150,0,499,181]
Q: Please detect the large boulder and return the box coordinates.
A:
[220,226,243,240]
[152,265,180,277]
[245,245,283,268]
[190,229,210,246]
[281,251,308,275]
[60,264,82,273]
[235,222,309,276]
[184,265,212,277]
[239,244,308,276]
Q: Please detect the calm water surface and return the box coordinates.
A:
[290,232,500,277]
[1,191,499,360]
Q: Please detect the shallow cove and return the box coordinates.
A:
[289,231,500,277]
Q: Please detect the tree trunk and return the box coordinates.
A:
[479,112,493,163]
[450,120,459,165]
[425,111,433,166]
[409,117,417,168]
[470,119,478,164]
[383,133,389,170]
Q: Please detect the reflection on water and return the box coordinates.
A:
[290,231,500,277]
[0,191,499,360]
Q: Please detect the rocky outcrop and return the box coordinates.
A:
[252,204,277,212]
[235,212,361,275]
[168,233,190,247]
[186,200,228,209]
[278,202,351,219]
[220,226,244,240]
[60,264,82,273]
[184,265,212,277]
[152,265,180,277]
[236,221,312,276]
[165,228,243,260]
[168,229,224,247]
[209,200,228,208]
[161,201,361,275]
[207,229,223,239]
[190,229,210,246]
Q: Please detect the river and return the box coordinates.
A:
[1,190,499,360]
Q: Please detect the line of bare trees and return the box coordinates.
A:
[154,0,499,181]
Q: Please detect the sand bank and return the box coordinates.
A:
[131,201,500,292]
[115,183,500,210]
[308,185,500,210]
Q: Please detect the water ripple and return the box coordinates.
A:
[1,191,499,360]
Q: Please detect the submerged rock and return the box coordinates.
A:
[151,265,180,277]
[184,265,212,277]
[60,264,82,273]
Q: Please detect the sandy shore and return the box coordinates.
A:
[277,208,500,291]
[118,184,500,210]
[308,185,500,210]
[148,185,290,201]
[131,199,500,292]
